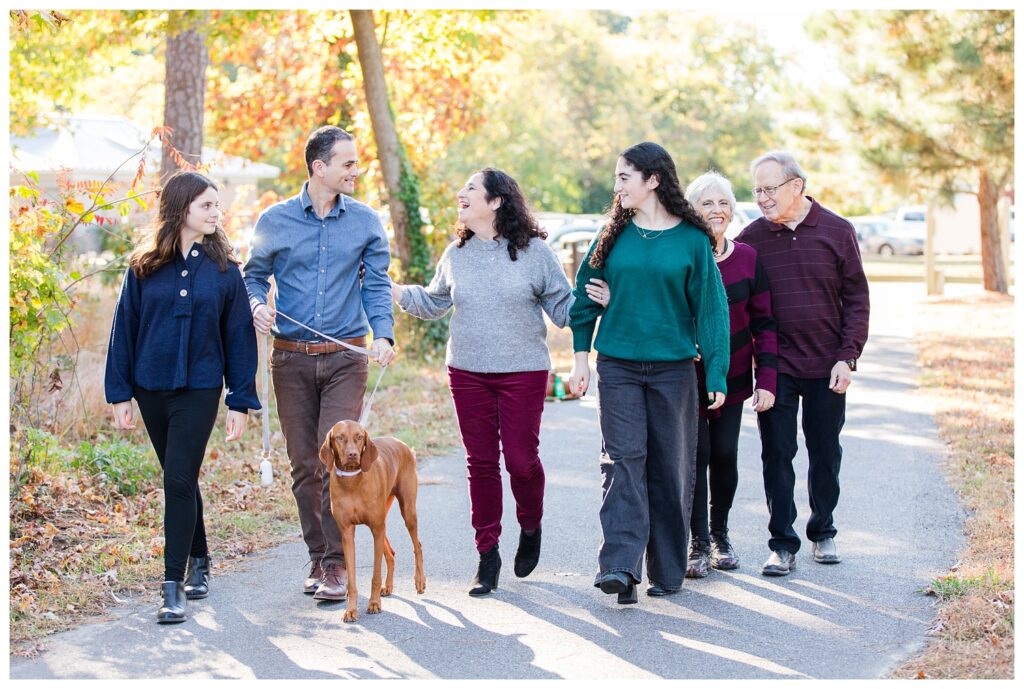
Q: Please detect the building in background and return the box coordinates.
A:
[10,113,279,253]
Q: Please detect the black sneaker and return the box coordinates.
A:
[710,532,739,570]
[686,539,711,578]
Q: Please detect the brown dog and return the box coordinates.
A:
[318,419,426,622]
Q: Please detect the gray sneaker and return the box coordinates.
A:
[761,549,796,576]
[812,538,841,564]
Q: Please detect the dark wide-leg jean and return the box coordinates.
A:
[756,373,846,554]
[594,354,698,592]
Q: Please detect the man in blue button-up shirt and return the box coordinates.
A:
[244,126,396,601]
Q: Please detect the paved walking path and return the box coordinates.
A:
[10,282,967,679]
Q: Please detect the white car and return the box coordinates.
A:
[725,202,763,239]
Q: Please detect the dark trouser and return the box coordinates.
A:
[691,401,744,544]
[756,373,846,554]
[271,348,368,566]
[594,354,698,591]
[134,386,221,582]
[448,367,548,554]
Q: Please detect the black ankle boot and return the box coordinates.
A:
[468,545,501,596]
[157,581,187,624]
[514,527,542,578]
[184,555,211,600]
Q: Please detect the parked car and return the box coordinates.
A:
[850,215,925,256]
[551,228,598,280]
[546,220,602,246]
[725,202,763,239]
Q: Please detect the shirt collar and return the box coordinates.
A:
[300,182,347,218]
[767,196,821,232]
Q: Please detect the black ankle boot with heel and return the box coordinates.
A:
[157,581,187,624]
[514,527,542,578]
[468,545,501,597]
[184,555,211,600]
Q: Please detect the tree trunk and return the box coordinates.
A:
[350,9,412,272]
[978,165,1008,293]
[160,12,209,182]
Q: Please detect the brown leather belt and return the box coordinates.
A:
[273,337,367,355]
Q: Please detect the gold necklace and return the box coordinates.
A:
[634,224,668,240]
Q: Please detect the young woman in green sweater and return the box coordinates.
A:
[567,142,730,604]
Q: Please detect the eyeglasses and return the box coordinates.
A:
[752,178,798,198]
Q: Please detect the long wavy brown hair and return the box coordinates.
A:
[589,142,714,268]
[455,168,546,261]
[129,171,239,279]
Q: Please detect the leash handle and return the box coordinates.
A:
[260,331,273,485]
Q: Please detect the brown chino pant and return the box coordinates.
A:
[271,347,368,566]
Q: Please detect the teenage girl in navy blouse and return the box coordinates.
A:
[105,171,259,624]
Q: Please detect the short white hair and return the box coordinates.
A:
[685,171,736,212]
[750,150,808,191]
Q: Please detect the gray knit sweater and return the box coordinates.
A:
[398,235,575,373]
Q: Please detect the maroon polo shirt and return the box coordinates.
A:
[736,197,869,379]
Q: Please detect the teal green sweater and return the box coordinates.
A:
[569,221,731,394]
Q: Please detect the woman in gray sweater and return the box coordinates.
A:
[392,168,574,597]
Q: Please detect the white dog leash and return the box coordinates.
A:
[271,306,389,428]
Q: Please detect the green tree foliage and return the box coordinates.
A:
[806,10,1014,292]
[443,11,785,214]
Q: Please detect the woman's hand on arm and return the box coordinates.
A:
[707,391,726,411]
[584,278,610,307]
[391,283,405,304]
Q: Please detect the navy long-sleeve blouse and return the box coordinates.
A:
[104,242,261,412]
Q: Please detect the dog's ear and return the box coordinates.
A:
[360,435,379,472]
[318,428,337,471]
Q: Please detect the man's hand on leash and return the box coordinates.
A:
[371,338,396,366]
[253,303,277,335]
[829,361,852,394]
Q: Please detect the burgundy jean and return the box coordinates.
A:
[448,367,549,553]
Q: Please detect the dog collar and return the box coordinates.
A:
[335,468,362,478]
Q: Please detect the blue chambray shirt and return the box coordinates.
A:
[104,243,261,412]
[242,183,394,343]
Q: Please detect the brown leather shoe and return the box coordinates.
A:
[312,561,347,600]
[303,562,323,595]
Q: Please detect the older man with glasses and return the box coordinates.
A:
[736,151,869,577]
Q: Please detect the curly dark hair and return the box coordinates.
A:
[129,171,239,279]
[589,142,713,268]
[455,168,546,261]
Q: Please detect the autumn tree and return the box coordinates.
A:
[807,10,1014,293]
[160,11,210,180]
[350,9,429,281]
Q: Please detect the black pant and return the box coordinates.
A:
[594,355,698,591]
[756,373,845,554]
[135,386,221,581]
[690,402,744,544]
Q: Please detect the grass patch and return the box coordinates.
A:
[889,292,1014,679]
[9,353,460,656]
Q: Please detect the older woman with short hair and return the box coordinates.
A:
[682,171,778,577]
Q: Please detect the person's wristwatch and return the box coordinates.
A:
[843,358,857,372]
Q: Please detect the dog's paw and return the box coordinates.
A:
[342,608,358,623]
[380,584,393,597]
[415,575,426,594]
[366,600,382,615]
